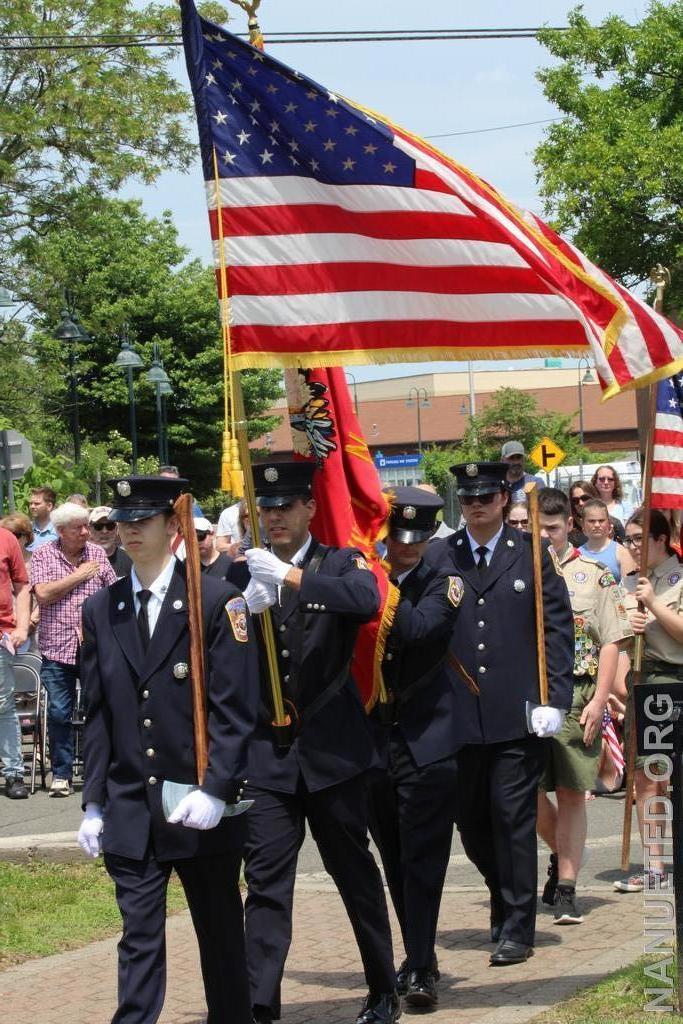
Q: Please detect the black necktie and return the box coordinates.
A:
[137,589,152,651]
[475,546,488,576]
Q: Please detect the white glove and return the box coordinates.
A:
[77,803,104,858]
[531,705,567,737]
[243,578,277,614]
[167,789,226,830]
[246,548,291,587]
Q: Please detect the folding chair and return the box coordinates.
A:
[13,650,48,794]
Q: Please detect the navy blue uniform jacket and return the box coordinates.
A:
[80,561,259,861]
[381,560,461,766]
[424,525,574,745]
[239,541,381,794]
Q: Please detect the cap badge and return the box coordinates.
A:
[513,579,526,592]
[117,480,131,497]
[173,662,189,679]
[264,467,279,483]
[403,505,417,520]
[466,463,478,477]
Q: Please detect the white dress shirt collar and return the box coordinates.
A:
[465,524,504,565]
[289,533,313,567]
[131,556,177,637]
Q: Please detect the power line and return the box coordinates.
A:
[425,117,560,139]
[0,25,573,53]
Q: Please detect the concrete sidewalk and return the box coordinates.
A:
[0,879,646,1024]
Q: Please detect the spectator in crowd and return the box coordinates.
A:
[88,506,132,579]
[66,494,89,509]
[0,514,39,640]
[614,509,683,892]
[661,509,682,556]
[507,501,529,532]
[216,499,243,553]
[196,517,233,580]
[30,502,116,797]
[28,487,58,550]
[579,499,635,583]
[0,524,31,799]
[159,466,203,516]
[591,465,629,524]
[568,481,599,548]
[500,441,545,500]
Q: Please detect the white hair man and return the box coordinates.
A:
[30,502,117,796]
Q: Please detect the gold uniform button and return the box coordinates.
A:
[279,624,286,633]
[148,776,157,785]
[477,597,485,606]
[320,604,326,611]
[385,652,393,661]
[478,621,485,628]
[146,747,155,758]
[478,666,487,674]
[281,649,290,658]
[477,643,485,651]
[143,718,152,728]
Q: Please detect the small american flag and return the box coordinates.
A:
[652,373,683,510]
[180,0,683,397]
[602,709,625,779]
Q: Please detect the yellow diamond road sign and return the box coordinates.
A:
[530,437,566,473]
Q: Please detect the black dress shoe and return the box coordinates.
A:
[252,1007,273,1024]
[355,990,401,1023]
[490,939,534,966]
[5,776,28,800]
[405,968,438,1008]
[395,958,409,996]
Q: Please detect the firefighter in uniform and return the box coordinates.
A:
[237,461,399,1024]
[424,462,574,966]
[367,486,462,1009]
[76,476,258,1024]
[535,487,632,923]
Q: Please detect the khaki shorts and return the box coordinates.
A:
[541,679,601,793]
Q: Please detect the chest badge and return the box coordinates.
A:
[172,599,183,610]
[173,662,189,679]
[513,579,526,592]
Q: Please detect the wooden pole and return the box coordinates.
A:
[620,264,669,871]
[173,492,209,784]
[524,480,549,705]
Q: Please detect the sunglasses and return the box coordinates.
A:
[461,493,497,506]
[597,476,615,483]
[195,531,210,541]
[572,494,590,503]
[92,522,115,532]
[624,534,643,547]
[510,517,529,525]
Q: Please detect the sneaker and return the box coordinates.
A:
[49,778,71,798]
[5,776,28,800]
[542,853,558,906]
[613,870,667,893]
[553,884,583,924]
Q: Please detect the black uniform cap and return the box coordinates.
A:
[107,475,189,522]
[450,461,509,497]
[253,461,316,508]
[385,485,444,543]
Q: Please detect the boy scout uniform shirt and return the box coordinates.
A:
[642,553,683,665]
[558,547,633,677]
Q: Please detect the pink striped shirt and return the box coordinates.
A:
[30,540,116,664]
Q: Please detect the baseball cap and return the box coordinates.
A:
[89,506,113,524]
[501,440,525,458]
[193,517,214,533]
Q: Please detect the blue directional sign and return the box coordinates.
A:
[374,453,423,469]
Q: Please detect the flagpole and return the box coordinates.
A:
[524,481,549,706]
[211,139,291,745]
[620,264,669,872]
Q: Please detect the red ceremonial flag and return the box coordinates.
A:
[285,366,398,708]
[179,0,683,398]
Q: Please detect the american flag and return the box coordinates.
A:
[652,373,683,510]
[602,709,625,781]
[180,0,683,397]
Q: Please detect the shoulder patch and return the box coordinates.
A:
[447,575,464,608]
[353,555,370,571]
[225,596,248,643]
[598,570,616,589]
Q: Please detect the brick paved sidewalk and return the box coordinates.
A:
[0,883,645,1024]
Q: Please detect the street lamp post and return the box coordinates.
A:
[344,371,359,415]
[159,380,173,465]
[145,343,171,463]
[577,357,595,476]
[406,386,430,455]
[114,326,144,473]
[53,307,90,463]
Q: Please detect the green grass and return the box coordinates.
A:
[0,860,187,969]
[532,956,683,1023]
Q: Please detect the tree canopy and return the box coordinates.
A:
[534,2,683,310]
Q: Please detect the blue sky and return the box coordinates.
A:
[125,0,650,381]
